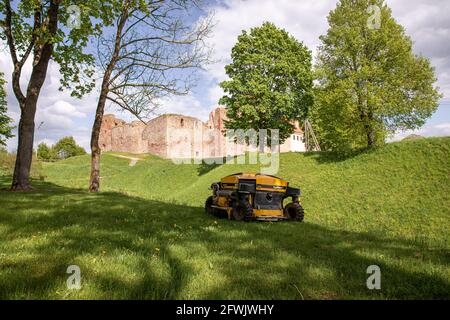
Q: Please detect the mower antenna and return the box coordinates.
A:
[304,119,321,152]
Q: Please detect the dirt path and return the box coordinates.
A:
[111,154,141,167]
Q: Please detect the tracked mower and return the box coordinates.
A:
[205,173,304,222]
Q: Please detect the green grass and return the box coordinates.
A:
[0,151,43,178]
[0,137,449,299]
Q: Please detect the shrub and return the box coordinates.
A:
[37,137,86,162]
[53,137,86,159]
[37,143,55,161]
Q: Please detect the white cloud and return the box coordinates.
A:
[37,138,55,146]
[45,100,87,119]
[205,0,335,82]
[1,0,449,153]
[103,94,209,123]
[386,0,450,98]
[203,0,450,97]
[390,122,450,141]
[202,0,450,136]
[158,95,210,121]
[0,50,99,152]
[37,113,74,131]
[207,86,225,106]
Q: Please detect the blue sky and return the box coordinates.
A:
[1,0,449,151]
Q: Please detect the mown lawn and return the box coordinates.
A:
[0,137,449,299]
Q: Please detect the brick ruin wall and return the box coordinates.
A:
[99,107,304,158]
[99,108,232,158]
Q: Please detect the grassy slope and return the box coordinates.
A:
[0,137,449,299]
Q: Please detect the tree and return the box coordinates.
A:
[219,22,314,149]
[37,137,84,161]
[89,0,213,192]
[53,136,86,159]
[312,0,441,151]
[37,142,53,161]
[0,72,14,147]
[0,0,112,190]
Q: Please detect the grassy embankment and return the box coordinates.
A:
[0,137,449,299]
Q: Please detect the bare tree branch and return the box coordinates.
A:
[96,0,214,121]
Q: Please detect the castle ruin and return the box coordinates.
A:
[99,107,306,159]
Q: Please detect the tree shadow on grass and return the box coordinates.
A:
[197,152,265,176]
[197,158,225,176]
[304,147,378,164]
[0,178,448,299]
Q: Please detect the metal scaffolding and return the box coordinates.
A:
[304,119,321,152]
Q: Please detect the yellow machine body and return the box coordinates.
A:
[205,172,304,222]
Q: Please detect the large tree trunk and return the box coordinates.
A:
[89,93,108,192]
[10,1,60,191]
[366,127,376,147]
[365,110,376,148]
[11,101,37,190]
[12,68,51,190]
[88,6,129,192]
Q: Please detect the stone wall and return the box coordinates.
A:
[98,107,306,158]
[99,114,126,152]
[111,121,147,154]
[166,114,204,159]
[142,116,168,158]
[206,107,228,157]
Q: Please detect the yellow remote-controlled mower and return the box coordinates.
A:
[205,173,304,222]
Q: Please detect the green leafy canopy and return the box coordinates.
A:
[0,72,14,147]
[0,0,117,98]
[312,0,441,151]
[220,22,314,144]
[38,136,86,161]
